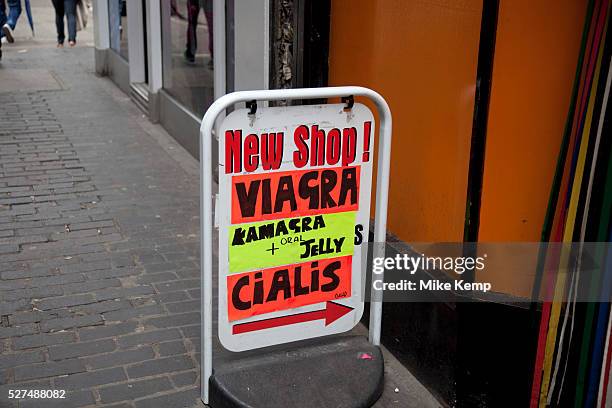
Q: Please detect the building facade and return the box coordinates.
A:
[92,1,599,406]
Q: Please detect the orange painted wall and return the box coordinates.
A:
[328,0,483,242]
[475,0,586,296]
[328,1,585,297]
[478,1,587,242]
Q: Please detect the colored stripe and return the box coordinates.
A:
[531,1,607,406]
[549,13,611,406]
[529,1,605,405]
[577,38,612,408]
[540,58,599,407]
[593,59,612,407]
[600,309,612,406]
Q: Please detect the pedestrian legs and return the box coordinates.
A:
[64,0,77,44]
[0,0,7,29]
[1,0,19,43]
[185,0,200,62]
[51,0,65,45]
[5,0,19,29]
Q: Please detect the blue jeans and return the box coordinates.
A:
[0,0,21,36]
[51,0,76,43]
[108,0,121,51]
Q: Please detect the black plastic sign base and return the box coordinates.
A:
[209,336,384,408]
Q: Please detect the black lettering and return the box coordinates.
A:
[258,224,275,240]
[232,276,251,310]
[288,218,300,233]
[261,178,272,215]
[320,170,337,208]
[232,228,246,246]
[300,238,315,258]
[298,171,320,210]
[302,217,312,232]
[253,272,264,305]
[321,261,341,292]
[293,266,310,296]
[246,228,258,243]
[234,180,260,219]
[338,167,358,205]
[276,221,288,236]
[354,224,363,245]
[266,270,292,301]
[274,176,298,213]
[333,237,345,253]
[313,215,325,229]
[310,262,320,291]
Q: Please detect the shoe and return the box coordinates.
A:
[2,24,14,43]
[57,42,64,48]
[184,50,195,64]
[69,41,76,47]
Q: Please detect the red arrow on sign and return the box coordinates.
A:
[232,301,353,334]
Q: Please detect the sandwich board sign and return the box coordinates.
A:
[217,102,375,351]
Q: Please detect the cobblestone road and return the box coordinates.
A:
[0,36,204,408]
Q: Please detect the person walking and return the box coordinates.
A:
[184,0,213,68]
[51,0,77,47]
[1,0,21,43]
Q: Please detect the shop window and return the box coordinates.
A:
[161,0,214,118]
[109,0,129,60]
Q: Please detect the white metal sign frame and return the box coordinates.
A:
[200,86,392,403]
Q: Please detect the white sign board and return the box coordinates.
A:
[217,103,375,351]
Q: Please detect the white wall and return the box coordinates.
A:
[92,0,109,49]
[233,0,269,92]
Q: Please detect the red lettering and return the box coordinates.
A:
[326,128,341,165]
[244,134,259,172]
[261,133,284,171]
[225,130,242,174]
[293,125,309,168]
[342,127,357,166]
[310,125,326,166]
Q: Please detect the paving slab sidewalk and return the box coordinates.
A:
[0,3,441,408]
